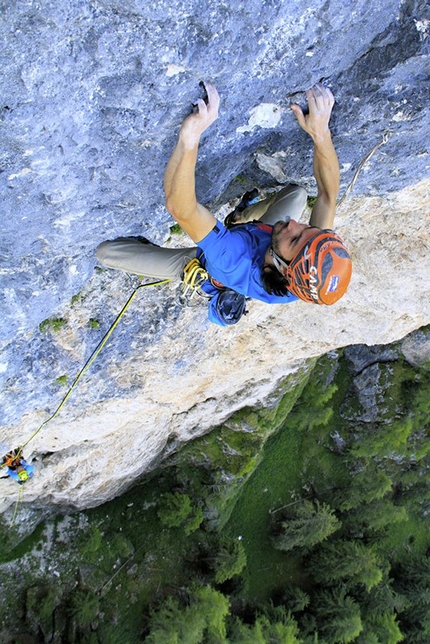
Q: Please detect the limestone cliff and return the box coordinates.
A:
[0,0,429,514]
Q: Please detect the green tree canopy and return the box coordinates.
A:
[315,589,363,644]
[157,492,203,535]
[145,585,229,644]
[308,540,383,591]
[272,500,341,552]
[213,538,247,584]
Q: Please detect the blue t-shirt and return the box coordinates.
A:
[6,460,34,481]
[198,221,298,304]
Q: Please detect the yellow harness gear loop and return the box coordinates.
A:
[182,257,209,297]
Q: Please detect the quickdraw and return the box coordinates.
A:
[181,257,210,297]
[337,131,391,208]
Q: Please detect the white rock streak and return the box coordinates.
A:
[236,103,282,133]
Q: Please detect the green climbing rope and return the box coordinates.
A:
[12,278,170,459]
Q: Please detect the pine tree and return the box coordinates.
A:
[365,613,403,644]
[351,418,412,459]
[283,586,311,613]
[335,465,392,512]
[193,585,230,642]
[145,585,229,644]
[70,590,100,627]
[308,540,383,591]
[157,492,203,535]
[315,588,363,643]
[260,604,303,643]
[345,499,408,536]
[213,538,247,584]
[393,554,430,633]
[258,614,303,644]
[227,605,303,644]
[362,578,409,617]
[272,500,341,552]
[227,617,266,644]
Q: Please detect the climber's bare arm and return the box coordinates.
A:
[164,82,220,243]
[291,84,340,230]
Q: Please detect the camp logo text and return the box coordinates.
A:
[309,265,318,301]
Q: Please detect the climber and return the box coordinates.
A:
[1,449,34,483]
[97,81,352,324]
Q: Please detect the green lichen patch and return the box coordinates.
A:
[39,317,67,333]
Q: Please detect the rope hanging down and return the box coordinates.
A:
[337,131,391,208]
[4,278,170,465]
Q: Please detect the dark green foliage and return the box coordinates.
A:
[350,417,413,459]
[333,464,393,512]
[145,585,229,643]
[308,540,384,591]
[71,590,101,626]
[272,500,341,552]
[25,585,57,638]
[80,525,103,558]
[393,554,430,626]
[283,586,311,613]
[314,588,363,643]
[157,491,203,535]
[228,605,302,644]
[345,499,409,537]
[358,613,403,644]
[227,617,267,643]
[88,318,100,329]
[361,579,410,617]
[213,538,247,583]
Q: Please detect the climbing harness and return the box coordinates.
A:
[181,257,210,298]
[182,255,248,326]
[1,278,170,480]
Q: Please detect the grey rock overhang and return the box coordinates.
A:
[1,0,428,340]
[0,0,429,512]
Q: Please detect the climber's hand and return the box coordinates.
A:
[291,83,335,141]
[179,82,220,149]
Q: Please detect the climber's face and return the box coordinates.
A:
[271,220,320,264]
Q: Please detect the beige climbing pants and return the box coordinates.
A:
[96,184,307,280]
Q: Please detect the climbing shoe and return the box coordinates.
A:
[225,188,259,228]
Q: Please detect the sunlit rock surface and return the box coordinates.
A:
[0,0,429,513]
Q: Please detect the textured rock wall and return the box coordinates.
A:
[0,0,429,513]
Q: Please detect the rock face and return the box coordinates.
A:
[0,0,429,513]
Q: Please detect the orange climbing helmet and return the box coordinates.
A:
[286,230,352,305]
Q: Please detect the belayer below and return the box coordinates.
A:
[2,449,34,483]
[97,82,352,326]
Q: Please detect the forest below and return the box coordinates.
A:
[1,327,429,644]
